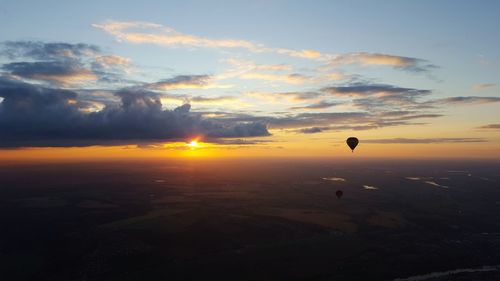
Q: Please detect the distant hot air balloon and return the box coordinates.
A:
[335,190,343,199]
[346,137,359,152]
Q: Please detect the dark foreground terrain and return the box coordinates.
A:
[1,158,500,281]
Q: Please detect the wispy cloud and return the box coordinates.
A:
[294,113,440,134]
[93,20,442,80]
[322,83,431,97]
[245,91,322,102]
[298,127,325,134]
[472,83,495,91]
[92,20,441,82]
[220,58,293,76]
[159,93,244,107]
[275,48,323,59]
[477,124,500,129]
[297,124,379,134]
[94,55,131,67]
[433,96,500,105]
[240,72,309,84]
[363,138,487,144]
[289,100,339,110]
[321,72,347,81]
[189,96,237,104]
[93,21,326,60]
[148,75,232,90]
[223,58,292,71]
[329,52,437,72]
[212,109,440,132]
[322,83,432,112]
[93,21,261,49]
[208,111,370,129]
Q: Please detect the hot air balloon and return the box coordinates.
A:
[335,190,343,199]
[346,137,359,152]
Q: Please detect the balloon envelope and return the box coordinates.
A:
[335,190,343,199]
[346,137,359,151]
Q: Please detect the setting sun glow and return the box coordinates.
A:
[187,140,199,148]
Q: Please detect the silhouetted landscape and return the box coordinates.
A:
[2,158,500,281]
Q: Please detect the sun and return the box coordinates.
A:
[187,140,199,148]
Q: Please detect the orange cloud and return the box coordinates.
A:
[329,52,436,72]
[276,48,323,59]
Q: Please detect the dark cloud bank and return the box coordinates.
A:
[1,41,100,60]
[0,77,269,147]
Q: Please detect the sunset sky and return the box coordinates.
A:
[1,0,499,159]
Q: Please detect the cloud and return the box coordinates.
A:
[2,60,97,85]
[0,77,269,147]
[208,100,444,132]
[322,83,431,97]
[212,111,371,129]
[93,20,325,60]
[189,96,237,103]
[217,58,299,81]
[473,83,495,91]
[148,75,231,90]
[363,138,487,144]
[91,55,133,83]
[93,21,262,50]
[243,81,445,134]
[1,41,100,60]
[378,110,416,117]
[321,83,433,112]
[205,138,272,145]
[433,96,500,105]
[276,48,322,59]
[159,94,243,107]
[477,124,500,129]
[296,125,377,134]
[1,41,134,86]
[293,111,442,134]
[92,21,441,77]
[290,100,339,110]
[240,72,309,84]
[183,102,443,135]
[253,64,292,71]
[390,113,443,121]
[321,72,346,81]
[329,52,437,72]
[94,55,131,67]
[223,58,292,71]
[246,91,322,102]
[150,75,210,90]
[298,127,325,134]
